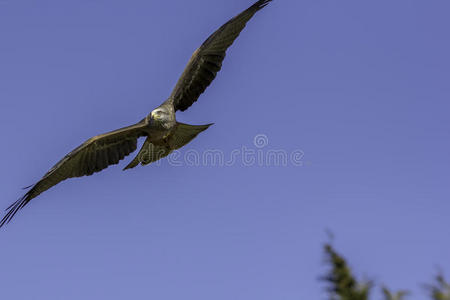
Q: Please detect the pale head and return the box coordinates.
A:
[150,107,170,122]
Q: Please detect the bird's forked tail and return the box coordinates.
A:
[123,122,213,170]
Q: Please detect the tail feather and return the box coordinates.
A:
[123,139,172,170]
[168,122,213,150]
[123,122,213,170]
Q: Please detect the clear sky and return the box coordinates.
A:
[0,0,449,299]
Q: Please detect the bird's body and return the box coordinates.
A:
[146,103,177,140]
[1,0,273,227]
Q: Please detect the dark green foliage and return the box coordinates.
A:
[322,243,450,300]
[382,287,409,300]
[427,274,450,300]
[323,244,373,300]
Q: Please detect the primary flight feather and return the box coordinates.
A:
[1,0,273,228]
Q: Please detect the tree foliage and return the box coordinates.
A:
[323,243,372,300]
[322,243,449,300]
[381,287,409,300]
[427,274,450,300]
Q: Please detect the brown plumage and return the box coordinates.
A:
[1,0,273,228]
[168,0,272,111]
[1,122,148,227]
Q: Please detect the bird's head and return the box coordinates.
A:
[150,107,170,123]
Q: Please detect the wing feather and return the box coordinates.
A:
[168,0,273,112]
[0,121,147,227]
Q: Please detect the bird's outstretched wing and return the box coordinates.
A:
[0,121,148,227]
[167,0,273,112]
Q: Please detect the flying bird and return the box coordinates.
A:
[1,0,273,227]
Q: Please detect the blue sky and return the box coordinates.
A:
[0,0,449,299]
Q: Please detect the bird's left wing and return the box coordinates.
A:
[0,121,148,227]
[167,0,273,112]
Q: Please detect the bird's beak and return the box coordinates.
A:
[151,111,160,120]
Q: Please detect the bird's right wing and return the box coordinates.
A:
[167,0,273,112]
[0,121,148,227]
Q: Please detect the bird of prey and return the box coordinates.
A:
[1,0,273,227]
